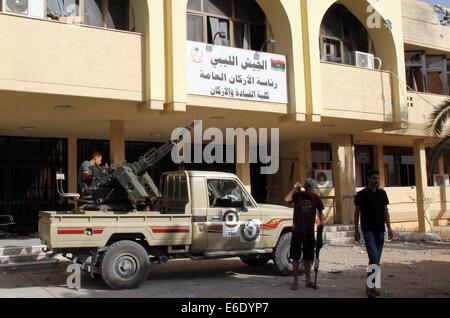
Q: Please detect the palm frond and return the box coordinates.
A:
[427,132,450,182]
[424,98,450,137]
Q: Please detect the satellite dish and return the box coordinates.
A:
[6,0,29,13]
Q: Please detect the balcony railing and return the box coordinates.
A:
[0,13,144,101]
[320,61,394,122]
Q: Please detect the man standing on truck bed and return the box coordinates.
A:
[354,169,394,298]
[78,151,104,190]
[285,178,325,290]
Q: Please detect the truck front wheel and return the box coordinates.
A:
[100,240,150,290]
[273,232,303,276]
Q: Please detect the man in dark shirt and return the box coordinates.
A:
[285,178,325,290]
[78,151,103,191]
[354,169,393,298]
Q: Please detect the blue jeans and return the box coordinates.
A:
[363,231,385,265]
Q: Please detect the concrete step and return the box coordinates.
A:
[324,230,354,239]
[326,237,356,246]
[0,251,54,265]
[0,256,70,273]
[324,225,355,232]
[0,245,46,257]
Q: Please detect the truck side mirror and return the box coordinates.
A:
[241,199,248,212]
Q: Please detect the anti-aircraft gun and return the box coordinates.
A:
[67,122,195,212]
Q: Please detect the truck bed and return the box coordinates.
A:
[38,211,193,250]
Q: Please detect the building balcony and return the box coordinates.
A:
[0,13,144,101]
[320,62,394,122]
[402,0,450,52]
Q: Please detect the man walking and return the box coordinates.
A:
[354,169,394,298]
[285,179,325,290]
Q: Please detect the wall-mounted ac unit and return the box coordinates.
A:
[433,174,450,187]
[314,170,333,188]
[2,0,45,19]
[353,51,382,70]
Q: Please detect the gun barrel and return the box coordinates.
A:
[135,122,195,174]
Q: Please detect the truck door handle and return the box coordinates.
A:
[212,217,221,221]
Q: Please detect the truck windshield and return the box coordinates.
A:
[207,179,253,208]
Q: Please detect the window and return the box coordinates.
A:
[355,145,374,188]
[47,0,80,17]
[405,51,449,95]
[187,0,267,51]
[161,174,188,202]
[320,4,373,65]
[320,36,343,63]
[311,143,333,172]
[46,0,129,31]
[207,179,253,208]
[383,147,415,187]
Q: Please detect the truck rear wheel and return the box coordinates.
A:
[100,240,150,290]
[273,232,303,276]
[240,254,271,266]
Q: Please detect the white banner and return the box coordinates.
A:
[187,41,288,104]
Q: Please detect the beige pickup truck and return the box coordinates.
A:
[39,170,295,290]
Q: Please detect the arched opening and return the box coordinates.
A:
[187,0,269,51]
[320,3,375,66]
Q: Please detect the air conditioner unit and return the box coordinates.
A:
[314,170,333,188]
[2,0,45,19]
[353,51,379,69]
[433,174,450,187]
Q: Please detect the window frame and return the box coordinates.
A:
[187,0,267,51]
[45,0,129,31]
[206,178,255,209]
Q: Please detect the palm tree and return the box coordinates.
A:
[425,98,450,178]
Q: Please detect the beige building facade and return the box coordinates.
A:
[0,0,448,233]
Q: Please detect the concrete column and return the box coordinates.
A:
[67,137,77,193]
[110,120,125,166]
[373,144,386,188]
[163,0,187,112]
[298,139,312,182]
[413,139,432,233]
[235,137,251,193]
[136,0,165,112]
[332,135,356,224]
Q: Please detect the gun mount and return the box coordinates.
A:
[74,122,195,212]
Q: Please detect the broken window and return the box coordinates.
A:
[187,0,267,51]
[83,0,128,30]
[47,0,80,17]
[47,0,128,30]
[320,4,373,66]
[405,51,449,95]
[320,36,343,63]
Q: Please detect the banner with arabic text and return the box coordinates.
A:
[187,41,288,104]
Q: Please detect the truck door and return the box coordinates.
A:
[206,178,262,251]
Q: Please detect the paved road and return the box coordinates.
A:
[0,243,449,298]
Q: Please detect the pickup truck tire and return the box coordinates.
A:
[100,240,150,290]
[240,254,271,266]
[273,232,303,276]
